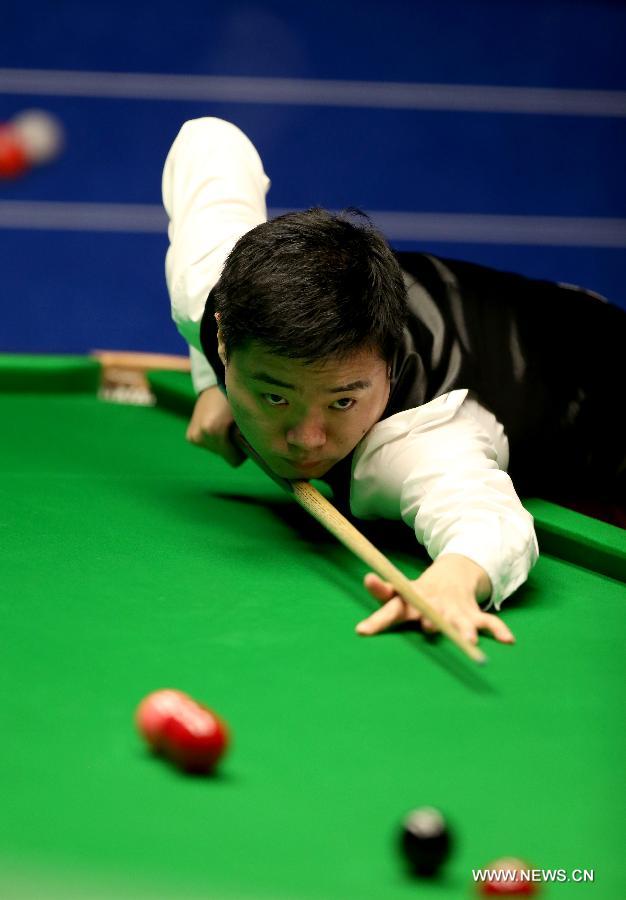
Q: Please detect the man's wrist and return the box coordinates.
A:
[431,553,492,601]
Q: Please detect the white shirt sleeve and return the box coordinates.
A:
[162,117,271,356]
[189,345,218,394]
[350,391,538,608]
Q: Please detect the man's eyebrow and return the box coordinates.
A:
[251,372,371,393]
[328,379,371,393]
[251,372,296,390]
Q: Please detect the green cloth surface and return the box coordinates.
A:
[1,367,624,899]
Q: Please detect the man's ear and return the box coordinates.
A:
[215,312,227,367]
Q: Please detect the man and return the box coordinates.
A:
[162,117,624,648]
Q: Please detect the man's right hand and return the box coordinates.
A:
[186,386,245,467]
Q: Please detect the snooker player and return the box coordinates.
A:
[162,117,625,647]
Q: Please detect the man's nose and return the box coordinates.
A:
[285,414,327,450]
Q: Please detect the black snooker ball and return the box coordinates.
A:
[400,806,452,877]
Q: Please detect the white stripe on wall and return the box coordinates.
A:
[1,201,625,247]
[0,201,167,233]
[1,68,625,117]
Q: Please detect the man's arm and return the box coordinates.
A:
[351,392,538,642]
[162,116,270,351]
[162,117,270,461]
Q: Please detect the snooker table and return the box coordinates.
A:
[1,354,625,900]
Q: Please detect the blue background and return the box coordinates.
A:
[1,0,625,354]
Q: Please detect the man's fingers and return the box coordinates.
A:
[186,426,214,450]
[479,613,516,644]
[423,611,515,645]
[186,427,245,467]
[360,572,515,647]
[460,621,479,644]
[221,438,247,467]
[185,425,203,445]
[356,597,409,636]
[363,573,396,603]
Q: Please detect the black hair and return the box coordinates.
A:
[208,207,407,364]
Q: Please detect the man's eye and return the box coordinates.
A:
[331,398,355,410]
[263,393,288,406]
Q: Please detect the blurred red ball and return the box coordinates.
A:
[0,124,29,179]
[135,689,189,750]
[136,689,229,773]
[477,857,539,895]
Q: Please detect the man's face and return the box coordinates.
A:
[222,340,391,479]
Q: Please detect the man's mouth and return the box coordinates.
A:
[288,458,322,467]
[281,457,326,472]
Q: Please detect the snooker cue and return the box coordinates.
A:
[228,425,486,665]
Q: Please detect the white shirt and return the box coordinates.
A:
[162,117,538,608]
[163,116,271,389]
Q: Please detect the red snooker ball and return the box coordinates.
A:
[0,124,29,179]
[477,858,539,895]
[136,689,229,773]
[136,689,187,749]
